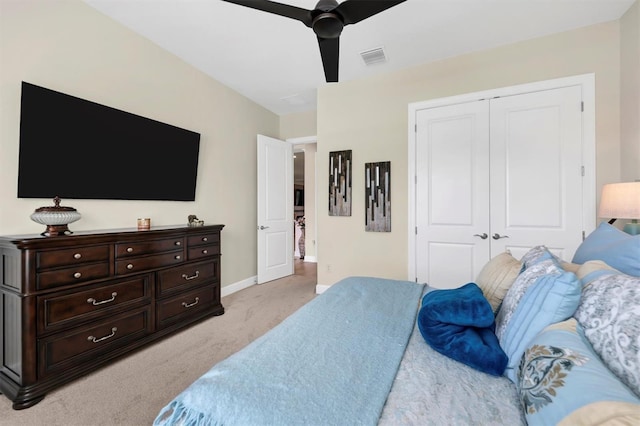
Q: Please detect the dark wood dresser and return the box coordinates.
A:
[0,224,224,409]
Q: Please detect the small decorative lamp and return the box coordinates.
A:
[598,182,640,235]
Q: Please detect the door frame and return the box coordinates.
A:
[407,73,596,281]
[287,136,318,264]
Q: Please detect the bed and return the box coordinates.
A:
[154,231,640,425]
[153,276,524,426]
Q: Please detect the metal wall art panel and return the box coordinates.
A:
[365,161,391,232]
[329,150,352,216]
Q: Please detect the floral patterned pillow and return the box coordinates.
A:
[518,319,640,425]
[574,272,640,398]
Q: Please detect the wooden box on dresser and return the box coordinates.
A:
[0,224,224,410]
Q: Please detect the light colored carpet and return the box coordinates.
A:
[0,261,317,426]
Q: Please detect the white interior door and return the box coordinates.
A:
[415,100,491,288]
[257,134,293,284]
[490,86,584,260]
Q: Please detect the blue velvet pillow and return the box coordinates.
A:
[572,222,640,276]
[417,283,508,376]
[518,319,640,425]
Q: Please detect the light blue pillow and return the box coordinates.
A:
[518,319,640,425]
[500,255,582,382]
[572,222,640,276]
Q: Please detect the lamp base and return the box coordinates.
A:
[623,222,640,235]
[42,224,73,237]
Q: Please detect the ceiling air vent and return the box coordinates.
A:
[360,47,387,66]
[280,94,306,106]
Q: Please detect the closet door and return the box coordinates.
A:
[415,100,490,289]
[490,86,584,260]
[414,85,584,289]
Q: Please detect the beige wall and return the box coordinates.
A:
[280,110,317,140]
[621,0,640,181]
[316,21,623,286]
[0,0,279,287]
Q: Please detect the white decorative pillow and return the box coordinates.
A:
[574,272,640,398]
[475,252,522,313]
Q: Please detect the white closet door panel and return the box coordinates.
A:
[415,101,490,288]
[490,86,583,259]
[427,242,475,289]
[430,121,474,225]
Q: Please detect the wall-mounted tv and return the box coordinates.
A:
[18,82,200,201]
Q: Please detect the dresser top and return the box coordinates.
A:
[0,224,225,249]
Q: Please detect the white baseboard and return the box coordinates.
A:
[221,276,257,298]
[223,268,323,297]
[303,256,317,263]
[315,284,331,294]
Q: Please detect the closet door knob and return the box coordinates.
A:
[473,233,488,240]
[492,233,510,240]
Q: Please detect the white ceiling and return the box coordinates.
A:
[83,0,635,116]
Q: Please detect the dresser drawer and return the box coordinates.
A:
[37,245,110,270]
[115,251,184,275]
[156,285,218,329]
[37,263,110,291]
[38,275,151,334]
[38,307,152,378]
[156,259,217,296]
[187,233,219,247]
[115,237,185,258]
[187,243,220,260]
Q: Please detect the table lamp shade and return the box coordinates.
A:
[598,182,640,235]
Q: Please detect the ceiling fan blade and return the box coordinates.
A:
[335,0,407,25]
[317,36,339,83]
[221,0,313,27]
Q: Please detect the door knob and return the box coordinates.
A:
[492,233,509,240]
[473,233,488,239]
[258,225,270,230]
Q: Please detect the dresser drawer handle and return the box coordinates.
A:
[175,255,181,260]
[87,327,117,343]
[126,264,134,270]
[202,237,208,242]
[175,241,182,246]
[202,249,208,254]
[182,297,200,308]
[126,247,134,253]
[73,253,82,259]
[73,272,82,279]
[87,292,117,306]
[181,271,200,281]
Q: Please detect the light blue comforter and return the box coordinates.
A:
[154,276,424,426]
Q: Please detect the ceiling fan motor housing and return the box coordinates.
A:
[312,13,344,39]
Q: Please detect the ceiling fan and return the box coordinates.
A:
[221,0,407,83]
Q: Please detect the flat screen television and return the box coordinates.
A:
[17,82,200,201]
